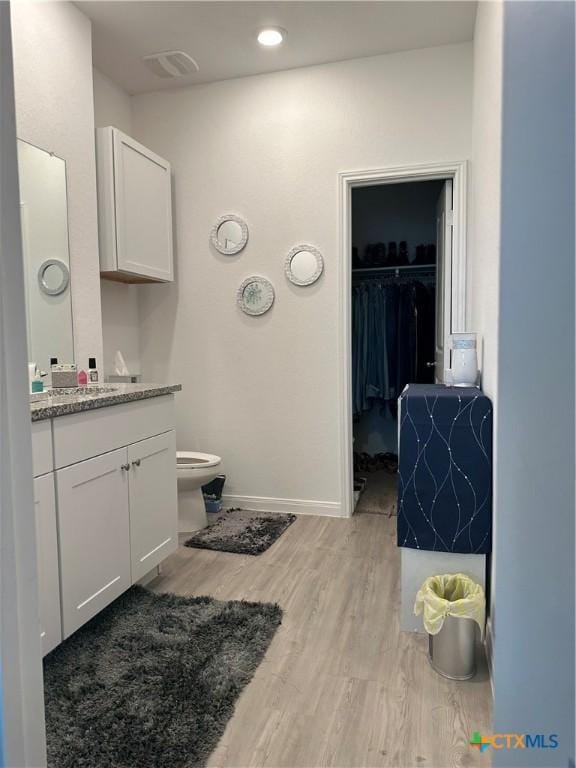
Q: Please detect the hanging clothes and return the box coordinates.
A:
[352,277,435,417]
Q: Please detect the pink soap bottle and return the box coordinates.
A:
[77,369,88,386]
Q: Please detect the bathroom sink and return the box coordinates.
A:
[29,391,51,402]
[60,386,118,396]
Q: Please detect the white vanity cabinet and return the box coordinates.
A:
[32,420,61,656]
[30,391,179,649]
[33,472,62,655]
[97,126,173,283]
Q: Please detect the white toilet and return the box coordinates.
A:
[176,451,222,533]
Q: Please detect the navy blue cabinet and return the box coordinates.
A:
[397,384,492,554]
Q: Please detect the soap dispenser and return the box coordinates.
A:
[88,357,99,383]
[29,363,44,393]
[31,370,44,393]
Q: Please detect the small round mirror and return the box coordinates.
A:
[211,214,248,255]
[38,259,70,296]
[285,245,324,286]
[237,276,275,316]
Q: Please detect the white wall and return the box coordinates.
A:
[93,68,142,377]
[131,44,473,510]
[491,2,574,764]
[92,68,132,135]
[10,1,102,373]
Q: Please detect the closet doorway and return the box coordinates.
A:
[338,162,467,518]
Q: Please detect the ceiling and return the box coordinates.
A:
[78,1,477,95]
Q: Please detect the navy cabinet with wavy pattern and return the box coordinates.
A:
[397,384,492,554]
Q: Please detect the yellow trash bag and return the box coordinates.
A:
[414,573,485,637]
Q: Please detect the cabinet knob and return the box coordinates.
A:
[121,463,130,471]
[132,459,141,467]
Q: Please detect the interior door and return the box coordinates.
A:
[57,448,131,638]
[435,179,453,382]
[128,431,178,582]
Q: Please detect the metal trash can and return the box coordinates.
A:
[414,573,485,681]
[428,615,478,680]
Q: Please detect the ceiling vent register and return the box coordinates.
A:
[142,50,200,79]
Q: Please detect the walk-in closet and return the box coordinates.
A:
[351,180,447,515]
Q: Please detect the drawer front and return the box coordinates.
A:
[31,420,53,477]
[53,395,174,469]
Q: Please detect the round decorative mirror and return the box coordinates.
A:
[237,276,275,316]
[211,214,249,255]
[37,259,70,296]
[285,244,324,286]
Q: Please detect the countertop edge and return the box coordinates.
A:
[30,384,182,422]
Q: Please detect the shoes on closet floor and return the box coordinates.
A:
[414,243,436,265]
[373,242,387,267]
[414,244,426,264]
[386,241,398,266]
[354,451,398,474]
[398,241,409,266]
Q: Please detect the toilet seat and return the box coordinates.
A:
[177,451,221,471]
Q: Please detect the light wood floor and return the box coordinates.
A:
[151,512,492,768]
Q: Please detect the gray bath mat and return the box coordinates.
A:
[355,470,397,516]
[185,508,297,555]
[44,586,282,768]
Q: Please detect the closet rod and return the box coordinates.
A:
[352,264,436,279]
[352,264,436,275]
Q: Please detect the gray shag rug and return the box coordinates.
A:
[185,508,297,555]
[44,586,282,768]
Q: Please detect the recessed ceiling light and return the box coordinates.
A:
[257,28,285,47]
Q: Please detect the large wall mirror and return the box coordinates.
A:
[17,140,74,374]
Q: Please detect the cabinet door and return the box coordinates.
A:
[113,129,173,281]
[34,473,62,655]
[128,431,178,582]
[57,448,131,638]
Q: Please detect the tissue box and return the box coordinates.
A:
[51,364,77,388]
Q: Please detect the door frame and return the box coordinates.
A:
[0,4,47,765]
[337,160,469,518]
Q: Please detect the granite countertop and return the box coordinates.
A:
[30,383,182,422]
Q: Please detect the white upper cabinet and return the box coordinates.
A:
[97,127,174,283]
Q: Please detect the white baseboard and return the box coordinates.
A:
[485,616,494,698]
[221,494,346,518]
